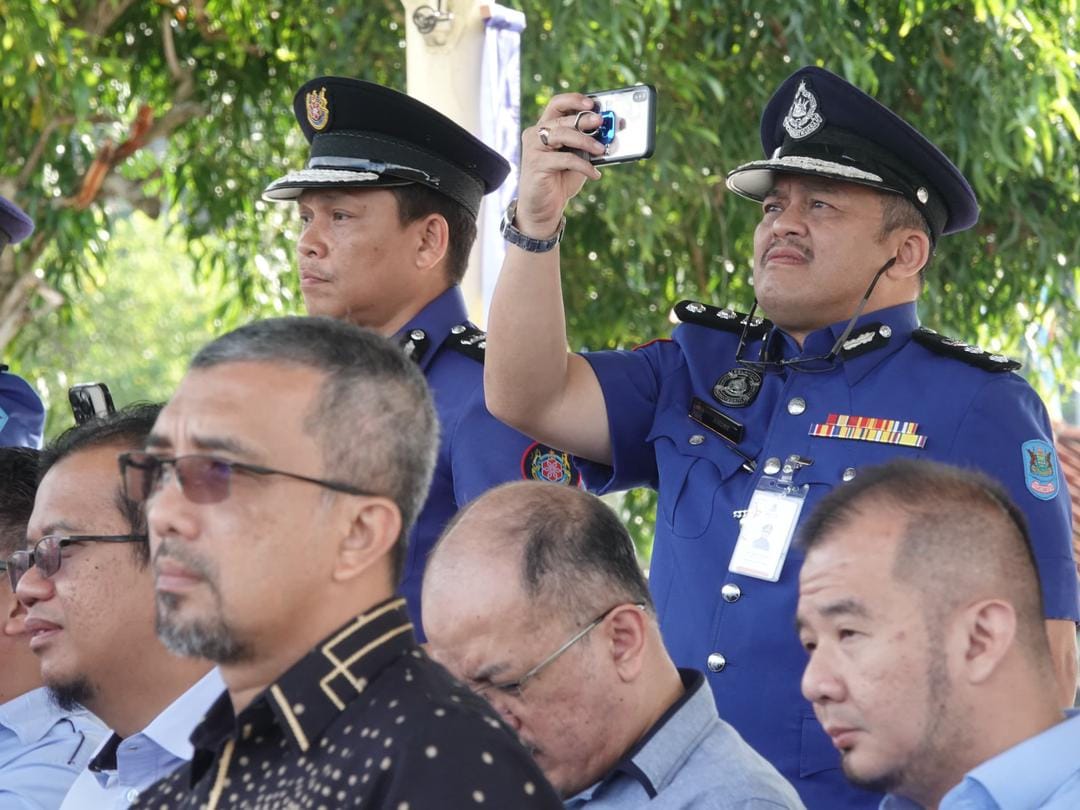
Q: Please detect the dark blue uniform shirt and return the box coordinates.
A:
[397,286,582,639]
[579,301,1078,810]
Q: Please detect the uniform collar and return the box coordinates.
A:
[190,597,416,776]
[768,301,919,386]
[0,686,83,746]
[572,669,714,802]
[395,286,470,370]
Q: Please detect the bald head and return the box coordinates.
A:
[800,459,1048,658]
[427,482,652,619]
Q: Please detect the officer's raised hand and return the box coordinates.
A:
[515,93,606,238]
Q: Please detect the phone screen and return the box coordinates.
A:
[586,85,657,165]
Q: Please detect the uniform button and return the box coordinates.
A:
[721,583,742,603]
[686,302,705,314]
[878,325,892,338]
[125,788,140,804]
[706,653,727,673]
[450,324,466,334]
[787,397,806,415]
[762,457,782,476]
[409,329,425,341]
[688,434,705,446]
[842,467,857,482]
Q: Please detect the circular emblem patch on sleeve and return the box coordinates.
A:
[521,443,582,487]
[1021,439,1059,500]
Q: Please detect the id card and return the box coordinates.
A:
[728,478,808,582]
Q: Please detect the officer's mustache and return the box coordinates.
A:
[762,238,814,263]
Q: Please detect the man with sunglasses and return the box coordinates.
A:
[0,447,106,808]
[131,317,561,809]
[482,65,1079,809]
[262,77,583,641]
[424,481,804,808]
[12,404,224,809]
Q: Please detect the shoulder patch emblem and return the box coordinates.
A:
[911,328,1021,372]
[445,324,486,363]
[674,301,772,339]
[1022,439,1059,500]
[521,443,582,487]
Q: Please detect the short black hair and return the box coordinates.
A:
[390,184,478,286]
[799,458,1049,658]
[39,403,163,564]
[879,192,934,281]
[190,316,438,583]
[0,447,40,559]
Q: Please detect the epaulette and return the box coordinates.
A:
[445,323,487,363]
[674,301,772,339]
[912,327,1021,372]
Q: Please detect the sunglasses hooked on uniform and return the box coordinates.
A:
[4,534,146,591]
[118,451,374,505]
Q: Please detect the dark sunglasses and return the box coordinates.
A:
[118,451,374,505]
[5,534,145,590]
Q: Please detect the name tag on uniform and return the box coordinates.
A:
[728,475,808,582]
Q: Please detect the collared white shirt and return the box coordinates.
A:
[0,686,106,809]
[59,668,225,809]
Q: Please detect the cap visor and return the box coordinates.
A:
[725,156,884,200]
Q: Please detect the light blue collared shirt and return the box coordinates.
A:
[565,670,805,809]
[0,686,106,809]
[59,668,225,810]
[881,710,1080,810]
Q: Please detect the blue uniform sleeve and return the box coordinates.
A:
[579,339,684,494]
[948,372,1079,620]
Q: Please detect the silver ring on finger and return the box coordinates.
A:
[538,127,551,148]
[573,110,598,135]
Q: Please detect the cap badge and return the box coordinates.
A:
[783,80,824,140]
[306,87,330,131]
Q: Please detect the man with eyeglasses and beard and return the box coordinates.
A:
[128,317,561,810]
[482,65,1079,809]
[424,481,804,809]
[12,404,224,809]
[0,447,105,808]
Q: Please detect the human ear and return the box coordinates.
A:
[333,497,402,583]
[607,604,649,682]
[955,599,1016,685]
[414,213,450,272]
[885,228,931,281]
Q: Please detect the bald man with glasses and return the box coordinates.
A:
[423,481,804,809]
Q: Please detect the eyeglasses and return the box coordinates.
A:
[735,255,897,374]
[5,534,146,590]
[118,452,374,505]
[475,603,646,701]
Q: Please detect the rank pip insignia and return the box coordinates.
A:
[783,80,824,140]
[306,87,330,131]
[712,368,763,408]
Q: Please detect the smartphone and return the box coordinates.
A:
[584,85,657,165]
[68,382,115,425]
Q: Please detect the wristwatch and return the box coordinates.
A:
[500,199,565,253]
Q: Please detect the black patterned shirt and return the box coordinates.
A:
[134,598,561,810]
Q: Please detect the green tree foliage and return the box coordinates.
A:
[2,1,1077,556]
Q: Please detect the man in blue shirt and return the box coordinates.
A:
[798,459,1080,809]
[483,65,1079,809]
[0,447,104,809]
[424,481,804,809]
[262,78,581,638]
[11,405,223,809]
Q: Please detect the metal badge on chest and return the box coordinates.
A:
[712,368,763,408]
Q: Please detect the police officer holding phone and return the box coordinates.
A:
[483,66,1079,809]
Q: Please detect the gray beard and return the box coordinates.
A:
[156,590,253,664]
